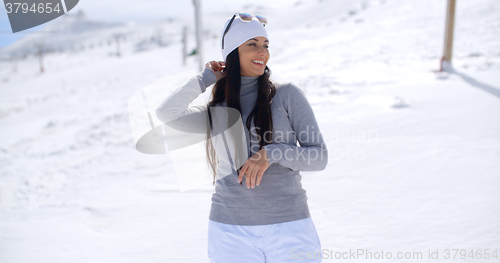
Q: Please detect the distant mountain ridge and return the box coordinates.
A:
[0,10,125,59]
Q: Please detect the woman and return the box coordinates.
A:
[156,12,328,263]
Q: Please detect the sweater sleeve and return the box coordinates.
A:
[155,67,217,134]
[262,84,328,171]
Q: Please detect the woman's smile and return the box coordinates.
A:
[251,59,265,67]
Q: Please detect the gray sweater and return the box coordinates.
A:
[156,67,328,225]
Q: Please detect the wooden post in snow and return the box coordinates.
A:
[193,0,203,72]
[113,33,122,57]
[35,42,45,73]
[182,26,188,66]
[441,0,456,71]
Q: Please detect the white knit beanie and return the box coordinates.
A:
[220,15,269,62]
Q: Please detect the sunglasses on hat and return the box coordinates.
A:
[222,12,268,49]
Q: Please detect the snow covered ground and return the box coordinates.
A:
[1,0,499,262]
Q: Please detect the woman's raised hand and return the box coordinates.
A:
[205,60,226,81]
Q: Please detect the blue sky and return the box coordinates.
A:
[0,15,47,48]
[0,0,274,48]
[0,0,287,48]
[0,0,197,48]
[0,0,283,48]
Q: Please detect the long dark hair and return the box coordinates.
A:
[205,48,276,186]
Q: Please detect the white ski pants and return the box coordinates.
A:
[207,217,322,262]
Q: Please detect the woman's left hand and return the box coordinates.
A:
[237,148,270,189]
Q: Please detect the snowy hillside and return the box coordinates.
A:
[1,0,499,262]
[0,10,195,60]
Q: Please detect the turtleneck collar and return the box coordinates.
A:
[240,75,259,96]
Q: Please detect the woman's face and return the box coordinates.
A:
[238,37,270,77]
